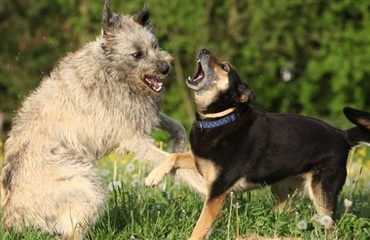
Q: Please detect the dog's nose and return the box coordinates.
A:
[201,48,210,54]
[159,63,170,75]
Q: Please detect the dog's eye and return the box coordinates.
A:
[131,51,143,59]
[221,63,229,73]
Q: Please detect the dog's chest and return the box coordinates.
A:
[72,88,161,155]
[102,90,160,131]
[190,126,242,160]
[195,157,220,188]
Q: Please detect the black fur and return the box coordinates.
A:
[190,49,370,212]
[146,49,370,239]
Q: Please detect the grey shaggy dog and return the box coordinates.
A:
[1,1,205,239]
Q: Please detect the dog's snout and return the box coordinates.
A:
[159,63,171,75]
[201,48,210,55]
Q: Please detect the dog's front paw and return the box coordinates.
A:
[145,167,167,186]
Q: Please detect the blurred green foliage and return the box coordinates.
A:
[1,0,369,133]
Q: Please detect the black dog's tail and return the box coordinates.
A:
[343,107,370,147]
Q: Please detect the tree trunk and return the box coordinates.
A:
[0,112,3,141]
[173,55,194,120]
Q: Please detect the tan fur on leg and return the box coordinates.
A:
[271,176,304,211]
[190,192,228,240]
[305,173,333,217]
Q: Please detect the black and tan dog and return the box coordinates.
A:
[145,48,370,239]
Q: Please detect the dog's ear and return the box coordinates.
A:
[102,0,117,33]
[236,84,256,103]
[133,6,150,27]
[229,69,256,104]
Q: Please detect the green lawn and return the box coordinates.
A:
[0,144,369,240]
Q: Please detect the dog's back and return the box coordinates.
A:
[190,105,350,185]
[243,107,350,183]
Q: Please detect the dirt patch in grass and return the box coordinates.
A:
[238,235,301,240]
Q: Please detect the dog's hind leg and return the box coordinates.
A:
[2,162,105,240]
[45,167,106,239]
[305,164,347,217]
[271,176,304,211]
[56,164,106,238]
[190,192,229,240]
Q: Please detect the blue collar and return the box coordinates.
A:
[195,111,242,130]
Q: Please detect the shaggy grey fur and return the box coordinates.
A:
[1,1,205,239]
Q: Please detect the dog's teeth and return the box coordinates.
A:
[158,82,163,86]
[197,59,201,63]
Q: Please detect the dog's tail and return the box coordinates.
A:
[343,107,370,147]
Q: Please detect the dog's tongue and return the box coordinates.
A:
[193,72,204,81]
[145,76,163,92]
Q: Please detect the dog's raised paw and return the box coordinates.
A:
[145,167,167,186]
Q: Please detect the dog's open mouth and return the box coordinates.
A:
[187,59,204,86]
[144,75,163,92]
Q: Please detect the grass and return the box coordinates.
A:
[0,142,369,240]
